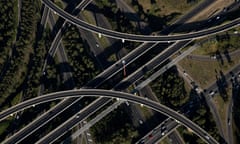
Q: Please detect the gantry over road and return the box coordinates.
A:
[42,0,240,42]
[0,89,218,144]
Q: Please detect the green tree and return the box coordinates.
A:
[151,67,188,108]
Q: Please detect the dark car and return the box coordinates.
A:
[138,139,145,144]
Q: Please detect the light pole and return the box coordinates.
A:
[122,60,126,77]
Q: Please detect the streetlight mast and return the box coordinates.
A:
[122,60,126,77]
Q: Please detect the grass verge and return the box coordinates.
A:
[212,88,232,138]
[193,34,240,55]
[179,55,240,88]
[126,0,202,25]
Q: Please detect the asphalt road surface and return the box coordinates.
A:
[42,0,240,42]
[0,89,218,144]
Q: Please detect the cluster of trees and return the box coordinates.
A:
[0,0,17,70]
[130,0,173,31]
[150,66,221,142]
[182,98,221,143]
[0,0,40,108]
[24,28,52,99]
[151,67,188,109]
[91,105,138,144]
[63,25,99,87]
[215,33,240,52]
[114,9,141,35]
[0,30,53,141]
[95,1,140,35]
[0,0,45,140]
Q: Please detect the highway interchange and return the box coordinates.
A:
[42,0,240,42]
[1,0,240,144]
[0,89,219,144]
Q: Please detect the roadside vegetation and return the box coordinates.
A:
[0,0,40,109]
[189,96,221,142]
[94,0,141,52]
[24,27,53,98]
[0,1,63,142]
[91,106,139,144]
[179,54,240,88]
[151,67,188,109]
[193,33,240,55]
[212,89,232,136]
[95,0,140,34]
[150,65,222,143]
[178,95,222,143]
[63,25,100,87]
[0,0,44,140]
[125,0,201,31]
[0,0,17,70]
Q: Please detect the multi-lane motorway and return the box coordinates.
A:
[31,1,212,143]
[2,0,240,143]
[42,0,240,42]
[34,42,204,144]
[4,1,96,143]
[0,89,218,144]
[32,0,240,143]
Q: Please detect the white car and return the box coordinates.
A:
[96,42,99,48]
[139,120,143,124]
[209,91,215,96]
[205,135,210,140]
[228,118,231,125]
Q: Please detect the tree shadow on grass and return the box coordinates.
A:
[223,49,232,63]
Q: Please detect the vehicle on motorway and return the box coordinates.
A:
[183,70,188,76]
[125,101,130,106]
[16,114,19,120]
[161,131,165,136]
[138,139,145,144]
[223,7,228,12]
[193,84,201,93]
[152,128,157,134]
[161,125,166,131]
[209,90,215,97]
[210,55,217,59]
[161,125,167,136]
[205,135,210,140]
[139,119,143,125]
[96,42,99,48]
[175,119,180,123]
[228,118,231,125]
